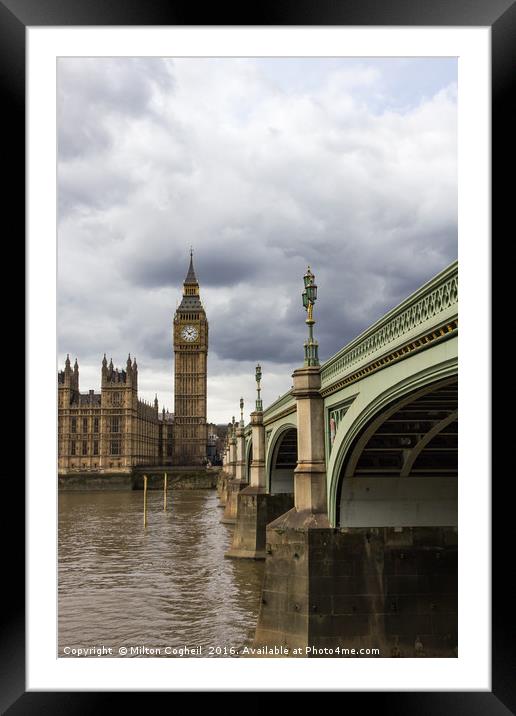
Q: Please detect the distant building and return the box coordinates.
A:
[159,409,175,465]
[58,354,168,474]
[172,252,209,466]
[58,251,212,474]
[206,423,229,465]
[207,425,218,463]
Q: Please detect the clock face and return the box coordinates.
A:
[181,325,199,342]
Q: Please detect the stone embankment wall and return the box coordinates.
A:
[58,468,220,491]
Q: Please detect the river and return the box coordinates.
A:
[58,489,264,657]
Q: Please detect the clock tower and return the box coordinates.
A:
[173,250,208,465]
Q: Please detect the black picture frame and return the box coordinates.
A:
[5,0,508,709]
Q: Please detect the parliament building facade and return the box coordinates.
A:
[57,254,208,473]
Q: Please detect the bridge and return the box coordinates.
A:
[218,260,458,657]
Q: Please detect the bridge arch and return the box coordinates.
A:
[327,358,457,526]
[245,437,253,483]
[266,423,297,495]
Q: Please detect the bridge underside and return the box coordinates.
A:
[330,377,458,656]
[246,442,252,483]
[338,378,457,528]
[269,427,297,495]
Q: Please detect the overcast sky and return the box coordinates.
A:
[57,57,457,424]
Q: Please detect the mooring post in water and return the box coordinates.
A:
[164,472,168,511]
[143,474,148,528]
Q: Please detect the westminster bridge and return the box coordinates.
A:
[218,260,458,657]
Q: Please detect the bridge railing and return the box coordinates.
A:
[258,261,457,418]
[320,260,458,390]
[263,389,295,423]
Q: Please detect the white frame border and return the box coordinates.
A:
[27,26,490,691]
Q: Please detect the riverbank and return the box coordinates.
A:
[58,467,220,491]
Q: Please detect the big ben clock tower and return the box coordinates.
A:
[173,250,208,465]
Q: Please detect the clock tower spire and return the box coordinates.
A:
[172,250,208,466]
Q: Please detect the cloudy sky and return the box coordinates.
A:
[57,57,457,424]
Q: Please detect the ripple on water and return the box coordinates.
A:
[58,490,264,657]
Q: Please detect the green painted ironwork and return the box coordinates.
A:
[321,261,458,388]
[328,398,356,452]
[263,389,295,421]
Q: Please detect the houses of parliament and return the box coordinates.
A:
[57,253,209,474]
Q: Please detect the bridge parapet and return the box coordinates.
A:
[320,260,458,394]
[263,389,295,424]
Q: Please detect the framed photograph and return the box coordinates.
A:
[6,0,508,708]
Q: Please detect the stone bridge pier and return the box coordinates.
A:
[217,421,235,508]
[253,363,337,651]
[216,434,231,504]
[221,405,248,524]
[225,379,294,559]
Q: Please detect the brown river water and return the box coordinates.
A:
[58,489,264,657]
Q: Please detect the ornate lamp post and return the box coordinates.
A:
[229,416,237,479]
[237,399,246,482]
[255,363,263,412]
[302,266,319,366]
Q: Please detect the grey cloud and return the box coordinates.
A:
[123,249,260,289]
[213,317,303,365]
[58,168,137,217]
[57,57,457,422]
[58,121,112,163]
[58,57,175,160]
[141,330,171,361]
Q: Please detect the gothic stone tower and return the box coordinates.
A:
[173,251,208,465]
